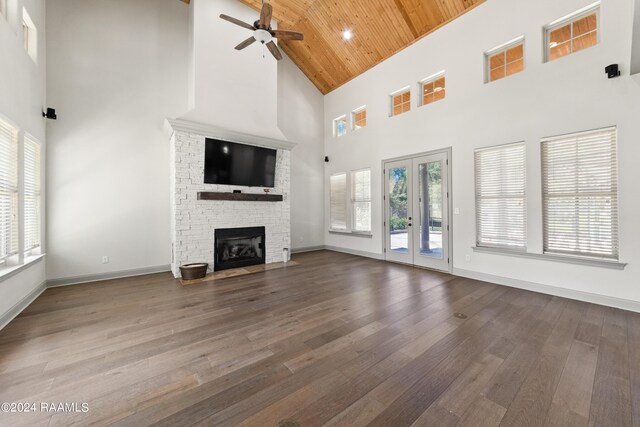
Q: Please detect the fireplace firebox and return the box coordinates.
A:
[214,227,266,271]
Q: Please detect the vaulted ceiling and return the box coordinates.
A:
[236,0,485,94]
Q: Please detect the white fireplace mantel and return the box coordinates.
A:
[164,118,297,151]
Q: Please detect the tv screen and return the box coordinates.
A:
[204,138,277,187]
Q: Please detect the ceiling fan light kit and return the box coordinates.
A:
[219,0,304,61]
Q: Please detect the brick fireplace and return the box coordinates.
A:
[165,119,295,278]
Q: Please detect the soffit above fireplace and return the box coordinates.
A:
[164,118,297,151]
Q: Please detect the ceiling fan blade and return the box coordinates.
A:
[235,37,256,50]
[259,2,273,29]
[271,30,304,41]
[219,14,255,31]
[266,40,282,61]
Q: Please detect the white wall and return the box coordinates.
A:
[183,0,284,140]
[46,0,190,281]
[181,0,325,251]
[0,0,47,318]
[324,0,640,306]
[277,56,325,250]
[45,0,325,280]
[0,0,45,138]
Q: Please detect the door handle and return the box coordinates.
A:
[408,217,412,220]
[408,223,412,227]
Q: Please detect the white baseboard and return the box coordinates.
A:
[453,267,640,313]
[0,281,47,330]
[47,265,171,288]
[291,245,383,260]
[324,245,383,260]
[291,245,325,254]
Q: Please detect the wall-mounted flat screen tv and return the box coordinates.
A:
[204,138,277,187]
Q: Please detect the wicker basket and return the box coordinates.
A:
[180,263,208,280]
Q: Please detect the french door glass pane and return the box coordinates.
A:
[389,167,409,253]
[418,161,443,259]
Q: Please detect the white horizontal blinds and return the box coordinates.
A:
[24,134,41,252]
[542,127,618,259]
[475,142,526,249]
[0,119,18,260]
[351,169,371,232]
[330,173,347,230]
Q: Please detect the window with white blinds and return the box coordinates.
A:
[475,142,526,249]
[351,169,371,232]
[330,173,347,230]
[0,118,18,261]
[24,134,41,252]
[542,127,618,259]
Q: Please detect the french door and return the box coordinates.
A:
[384,151,449,271]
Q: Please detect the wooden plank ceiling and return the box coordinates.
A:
[236,0,485,94]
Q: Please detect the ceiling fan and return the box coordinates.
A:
[219,0,304,61]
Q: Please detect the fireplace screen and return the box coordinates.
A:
[214,227,266,271]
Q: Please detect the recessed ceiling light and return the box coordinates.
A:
[342,30,353,40]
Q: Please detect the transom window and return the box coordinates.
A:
[352,107,367,130]
[545,4,599,62]
[420,73,445,106]
[333,115,347,137]
[22,7,38,62]
[486,39,524,83]
[390,89,411,117]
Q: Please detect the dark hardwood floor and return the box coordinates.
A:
[0,250,638,426]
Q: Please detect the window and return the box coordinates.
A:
[330,170,372,234]
[330,173,347,230]
[351,169,371,232]
[420,73,445,106]
[333,115,347,137]
[390,88,410,117]
[22,7,37,62]
[475,142,526,249]
[545,4,599,62]
[486,38,524,83]
[22,20,28,50]
[0,118,18,262]
[24,134,41,253]
[352,107,367,130]
[542,127,618,259]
